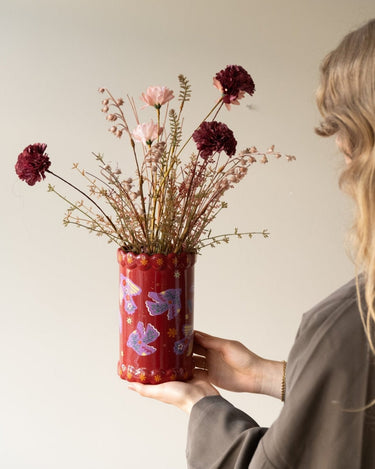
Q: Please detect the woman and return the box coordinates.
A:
[128,19,375,468]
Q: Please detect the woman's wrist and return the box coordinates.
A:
[257,359,286,400]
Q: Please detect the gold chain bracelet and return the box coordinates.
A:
[281,360,287,402]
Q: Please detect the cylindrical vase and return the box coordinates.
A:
[117,249,195,384]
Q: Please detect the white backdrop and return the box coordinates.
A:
[2,1,374,468]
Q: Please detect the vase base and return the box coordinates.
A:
[118,362,193,384]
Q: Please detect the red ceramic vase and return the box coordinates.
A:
[117,249,196,384]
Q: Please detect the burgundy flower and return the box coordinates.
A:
[192,121,237,159]
[15,143,51,186]
[213,65,255,109]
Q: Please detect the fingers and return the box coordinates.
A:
[193,355,207,370]
[193,342,207,356]
[195,330,228,352]
[192,369,210,381]
[128,382,161,399]
[127,371,216,414]
[127,381,184,407]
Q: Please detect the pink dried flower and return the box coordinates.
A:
[15,143,51,186]
[216,179,231,191]
[192,121,237,159]
[213,65,255,110]
[233,166,248,180]
[227,174,238,183]
[132,120,163,146]
[141,86,174,109]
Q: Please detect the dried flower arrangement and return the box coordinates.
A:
[15,65,295,254]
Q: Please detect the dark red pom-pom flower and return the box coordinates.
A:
[214,65,255,109]
[192,121,237,159]
[15,143,51,186]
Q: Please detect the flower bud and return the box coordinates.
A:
[98,88,105,93]
[101,106,109,113]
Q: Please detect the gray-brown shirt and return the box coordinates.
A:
[187,278,375,468]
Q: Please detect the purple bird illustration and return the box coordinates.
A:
[145,288,182,320]
[127,321,160,356]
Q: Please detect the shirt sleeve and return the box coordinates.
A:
[186,278,375,469]
[186,395,268,469]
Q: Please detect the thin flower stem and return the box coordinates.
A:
[150,107,161,242]
[174,156,204,252]
[49,186,121,244]
[103,168,146,239]
[198,230,269,248]
[76,168,128,237]
[211,101,224,121]
[175,98,223,159]
[157,107,161,143]
[47,169,122,241]
[105,89,131,139]
[130,142,150,248]
[65,220,124,246]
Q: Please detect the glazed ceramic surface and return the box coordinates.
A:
[117,249,195,384]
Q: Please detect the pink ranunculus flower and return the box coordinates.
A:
[140,86,174,109]
[132,120,163,146]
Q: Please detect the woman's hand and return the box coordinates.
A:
[128,370,219,414]
[193,331,284,398]
[128,331,285,412]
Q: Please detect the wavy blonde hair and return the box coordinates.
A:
[316,19,375,353]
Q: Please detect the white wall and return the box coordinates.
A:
[2,1,374,468]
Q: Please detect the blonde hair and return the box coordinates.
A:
[316,19,375,353]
